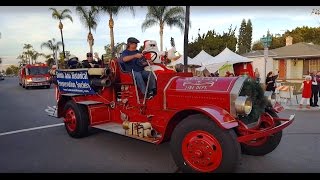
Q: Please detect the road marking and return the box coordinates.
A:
[0,123,64,137]
[45,105,58,117]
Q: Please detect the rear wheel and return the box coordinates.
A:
[63,101,89,138]
[170,114,241,173]
[240,111,282,156]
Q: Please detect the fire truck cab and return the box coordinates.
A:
[19,63,51,89]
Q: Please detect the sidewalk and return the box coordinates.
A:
[277,94,320,111]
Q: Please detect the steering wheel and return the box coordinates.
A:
[142,51,158,63]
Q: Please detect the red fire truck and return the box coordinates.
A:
[19,63,51,89]
[50,50,294,173]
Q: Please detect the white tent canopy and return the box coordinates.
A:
[205,48,252,73]
[190,50,215,66]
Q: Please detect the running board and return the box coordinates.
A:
[92,122,159,144]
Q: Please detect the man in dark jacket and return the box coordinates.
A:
[310,70,320,107]
[82,52,99,68]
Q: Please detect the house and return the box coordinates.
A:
[243,36,320,83]
[272,37,320,81]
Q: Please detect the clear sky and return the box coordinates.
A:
[1,6,320,65]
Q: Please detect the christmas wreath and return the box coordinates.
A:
[238,77,268,124]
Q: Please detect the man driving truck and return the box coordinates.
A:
[120,37,156,99]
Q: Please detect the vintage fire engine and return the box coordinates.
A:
[50,41,294,173]
[19,63,51,89]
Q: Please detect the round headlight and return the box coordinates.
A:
[264,91,276,106]
[235,96,252,116]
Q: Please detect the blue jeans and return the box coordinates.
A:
[133,70,156,95]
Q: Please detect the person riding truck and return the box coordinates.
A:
[120,37,156,99]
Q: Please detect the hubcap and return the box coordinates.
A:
[64,108,76,132]
[182,130,222,172]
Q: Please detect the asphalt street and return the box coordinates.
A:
[0,77,319,173]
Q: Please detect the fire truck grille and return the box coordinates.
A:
[32,77,46,82]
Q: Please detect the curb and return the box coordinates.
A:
[284,105,320,111]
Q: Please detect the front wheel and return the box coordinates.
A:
[63,101,89,138]
[240,111,282,156]
[170,114,241,173]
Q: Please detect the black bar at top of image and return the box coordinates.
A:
[1,0,320,6]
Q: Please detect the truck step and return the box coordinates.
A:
[92,122,159,144]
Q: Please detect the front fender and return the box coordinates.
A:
[172,106,238,130]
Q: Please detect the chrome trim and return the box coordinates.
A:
[230,76,248,117]
[61,93,82,97]
[77,101,103,105]
[163,76,179,110]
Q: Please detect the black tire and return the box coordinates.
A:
[45,85,50,89]
[25,86,30,90]
[63,101,89,138]
[240,110,282,156]
[170,114,241,173]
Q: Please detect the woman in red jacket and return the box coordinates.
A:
[300,75,312,109]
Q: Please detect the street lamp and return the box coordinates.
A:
[260,31,272,83]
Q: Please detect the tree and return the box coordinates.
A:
[30,50,44,64]
[40,38,62,64]
[9,65,19,75]
[244,19,252,52]
[49,8,73,59]
[237,19,247,54]
[76,6,100,54]
[23,44,33,64]
[187,25,237,58]
[99,6,135,58]
[142,6,185,51]
[252,41,264,50]
[6,67,13,75]
[17,54,28,66]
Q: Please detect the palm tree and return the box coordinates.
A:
[141,6,185,51]
[76,6,99,54]
[99,6,135,58]
[17,54,28,66]
[42,54,55,67]
[40,38,62,65]
[30,51,44,64]
[49,8,73,59]
[23,44,33,64]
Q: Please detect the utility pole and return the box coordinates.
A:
[183,6,190,73]
[260,31,272,84]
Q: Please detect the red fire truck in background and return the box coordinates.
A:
[19,63,51,89]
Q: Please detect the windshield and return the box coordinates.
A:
[27,67,49,75]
